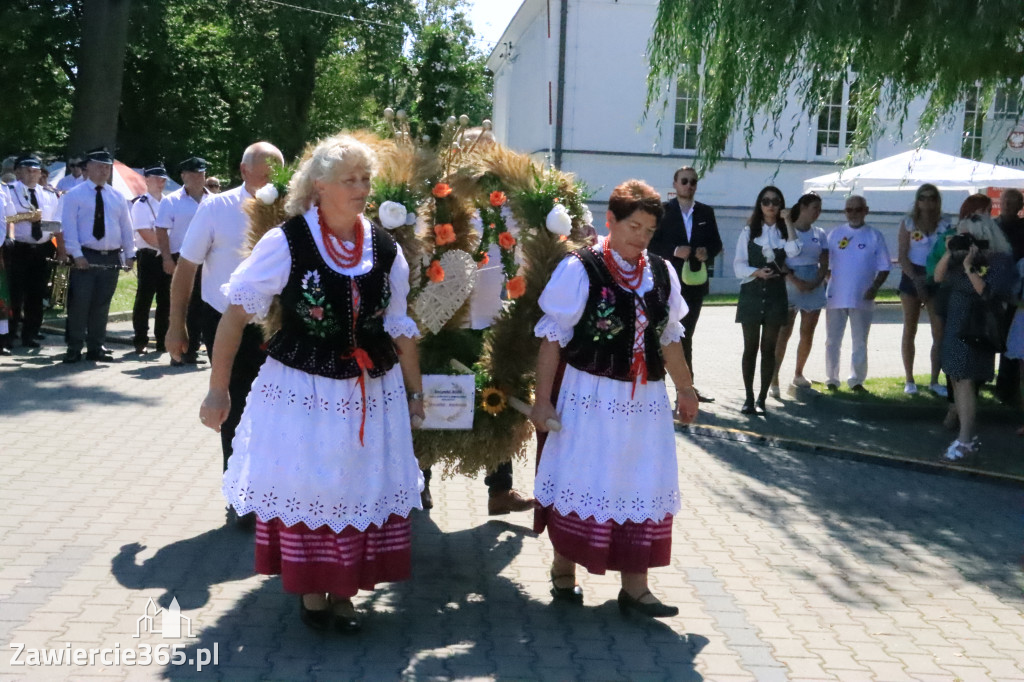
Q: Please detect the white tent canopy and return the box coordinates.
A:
[804,149,1024,194]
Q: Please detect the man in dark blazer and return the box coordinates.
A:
[649,166,722,402]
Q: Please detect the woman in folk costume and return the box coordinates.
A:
[530,179,699,618]
[200,134,425,633]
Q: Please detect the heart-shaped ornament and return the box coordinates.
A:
[414,250,478,334]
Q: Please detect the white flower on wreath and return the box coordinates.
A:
[582,206,594,227]
[255,184,279,205]
[405,212,417,226]
[378,200,408,229]
[545,203,573,236]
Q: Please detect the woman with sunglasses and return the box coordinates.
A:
[771,193,827,395]
[898,184,950,396]
[733,186,800,413]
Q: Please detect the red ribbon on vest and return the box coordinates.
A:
[342,348,375,446]
[629,350,647,400]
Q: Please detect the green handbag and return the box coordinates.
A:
[681,259,708,286]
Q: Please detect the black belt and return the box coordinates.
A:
[82,247,121,255]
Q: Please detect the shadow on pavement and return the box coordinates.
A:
[154,513,706,681]
[112,526,254,610]
[697,437,1024,606]
[0,362,157,415]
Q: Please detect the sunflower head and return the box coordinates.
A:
[481,387,507,416]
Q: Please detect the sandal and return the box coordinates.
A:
[550,571,583,604]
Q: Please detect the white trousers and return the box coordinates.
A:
[825,306,874,387]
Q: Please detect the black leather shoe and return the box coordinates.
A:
[755,398,767,414]
[299,597,332,631]
[330,598,362,634]
[0,347,11,356]
[86,350,115,362]
[694,387,715,403]
[550,572,583,605]
[62,350,83,364]
[21,339,41,349]
[617,589,678,618]
[180,352,200,364]
[740,398,756,414]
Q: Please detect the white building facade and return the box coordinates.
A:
[487,0,1022,292]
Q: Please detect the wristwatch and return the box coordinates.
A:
[408,391,424,401]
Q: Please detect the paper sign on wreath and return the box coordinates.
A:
[420,374,476,430]
[413,250,478,335]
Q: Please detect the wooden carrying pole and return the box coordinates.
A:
[449,359,562,432]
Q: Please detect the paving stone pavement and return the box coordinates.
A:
[1,310,1023,681]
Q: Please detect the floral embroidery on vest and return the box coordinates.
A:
[586,286,624,342]
[297,270,340,338]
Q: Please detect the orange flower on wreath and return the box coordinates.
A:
[506,275,526,299]
[498,232,517,250]
[434,223,456,245]
[432,183,452,198]
[426,260,445,283]
[477,252,490,268]
[489,191,507,207]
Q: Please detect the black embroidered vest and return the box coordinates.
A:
[266,216,399,379]
[563,246,672,382]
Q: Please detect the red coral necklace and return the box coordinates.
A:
[319,210,364,269]
[602,237,644,290]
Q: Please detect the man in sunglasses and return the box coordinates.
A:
[650,166,722,402]
[823,195,890,392]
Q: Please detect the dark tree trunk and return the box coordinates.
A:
[67,0,131,155]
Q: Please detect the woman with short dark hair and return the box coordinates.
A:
[531,179,698,619]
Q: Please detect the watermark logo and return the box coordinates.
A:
[135,597,195,639]
[10,596,217,671]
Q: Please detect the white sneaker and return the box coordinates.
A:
[943,438,979,461]
[769,384,782,399]
[929,383,948,398]
[904,382,918,395]
[792,376,812,388]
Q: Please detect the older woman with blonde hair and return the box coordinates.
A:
[200,134,425,633]
[934,212,1015,461]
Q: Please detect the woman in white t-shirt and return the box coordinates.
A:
[897,184,950,396]
[772,193,827,394]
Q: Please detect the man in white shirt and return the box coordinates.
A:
[5,155,63,349]
[167,141,284,480]
[130,164,169,354]
[156,156,208,365]
[824,195,891,391]
[55,157,85,194]
[1,188,14,355]
[60,148,136,364]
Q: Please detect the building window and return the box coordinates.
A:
[961,87,985,161]
[993,87,1021,121]
[673,79,700,151]
[815,80,858,158]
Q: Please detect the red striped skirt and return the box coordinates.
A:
[534,506,673,575]
[255,514,412,597]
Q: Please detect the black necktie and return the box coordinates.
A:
[28,188,42,241]
[93,186,105,240]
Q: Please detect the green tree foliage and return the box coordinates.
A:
[1,0,490,178]
[0,1,79,157]
[645,0,1024,172]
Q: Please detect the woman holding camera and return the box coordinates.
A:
[934,214,1015,461]
[733,186,800,414]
